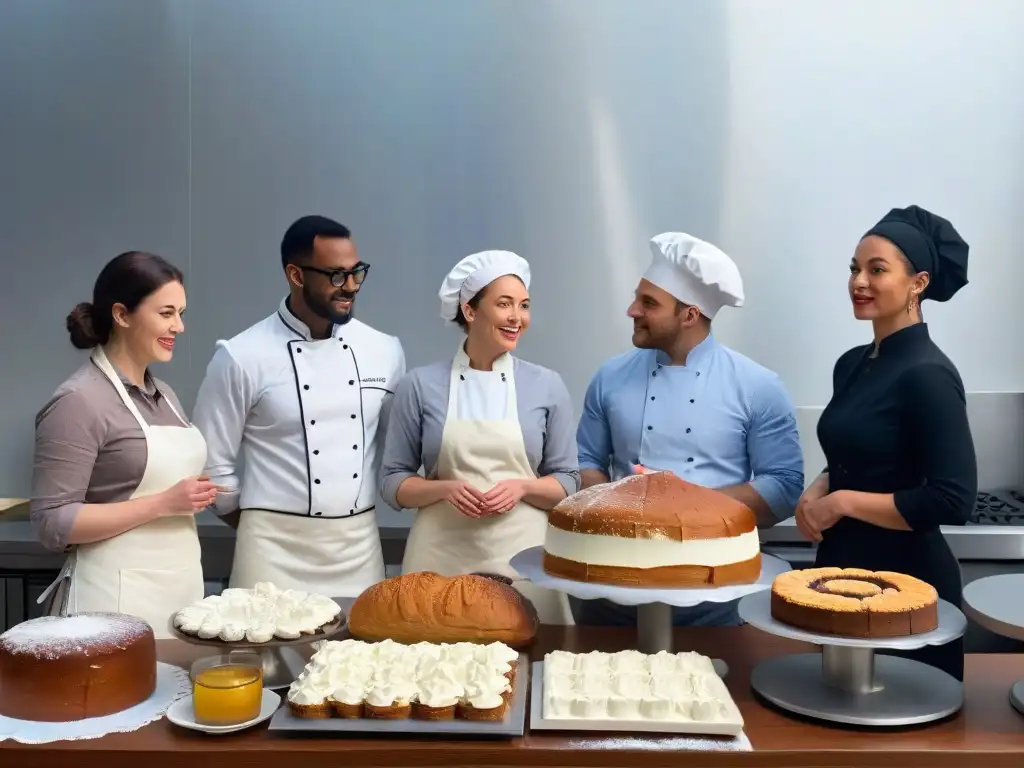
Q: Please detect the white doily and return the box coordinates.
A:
[0,662,189,743]
[564,732,753,751]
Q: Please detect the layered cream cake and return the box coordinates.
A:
[543,650,735,722]
[173,581,342,643]
[771,567,939,637]
[286,638,519,722]
[544,471,761,587]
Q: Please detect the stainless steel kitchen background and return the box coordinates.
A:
[2,1,1023,643]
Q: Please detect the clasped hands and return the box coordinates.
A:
[445,479,528,518]
[795,487,850,542]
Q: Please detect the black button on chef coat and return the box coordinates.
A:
[814,322,977,681]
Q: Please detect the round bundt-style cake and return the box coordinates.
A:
[0,612,157,722]
[543,471,761,588]
[770,567,939,637]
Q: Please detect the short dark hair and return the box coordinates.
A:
[66,251,184,350]
[280,215,351,269]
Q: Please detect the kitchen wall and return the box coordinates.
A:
[2,0,1023,527]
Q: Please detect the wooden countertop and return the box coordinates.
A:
[3,625,1024,768]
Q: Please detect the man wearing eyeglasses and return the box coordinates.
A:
[192,215,405,596]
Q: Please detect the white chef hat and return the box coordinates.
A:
[642,232,745,319]
[439,250,531,326]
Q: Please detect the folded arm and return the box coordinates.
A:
[576,372,612,489]
[191,341,255,518]
[525,371,581,509]
[371,339,407,498]
[725,375,804,527]
[31,391,165,550]
[379,374,448,510]
[841,363,977,531]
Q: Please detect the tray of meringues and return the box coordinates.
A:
[529,650,744,736]
[170,582,346,647]
[268,638,527,737]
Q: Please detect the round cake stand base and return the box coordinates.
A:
[249,646,308,689]
[1010,681,1024,716]
[751,648,964,727]
[635,602,729,677]
[962,574,1024,717]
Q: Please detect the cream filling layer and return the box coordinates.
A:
[544,525,759,568]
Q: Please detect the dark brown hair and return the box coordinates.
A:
[453,292,485,329]
[67,251,184,349]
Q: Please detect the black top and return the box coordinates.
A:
[818,322,976,535]
[815,323,974,679]
[814,322,976,680]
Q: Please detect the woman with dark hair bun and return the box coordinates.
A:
[33,251,216,637]
[796,205,977,682]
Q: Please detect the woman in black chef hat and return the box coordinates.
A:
[796,204,977,681]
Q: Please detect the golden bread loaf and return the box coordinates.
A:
[347,572,538,647]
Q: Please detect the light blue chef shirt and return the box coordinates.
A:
[574,334,804,627]
[577,334,803,515]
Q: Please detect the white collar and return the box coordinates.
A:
[453,342,514,375]
[276,297,346,342]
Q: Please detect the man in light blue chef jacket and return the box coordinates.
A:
[573,232,804,626]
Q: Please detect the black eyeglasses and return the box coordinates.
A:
[299,263,370,288]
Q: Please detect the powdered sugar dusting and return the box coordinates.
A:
[0,613,151,660]
[554,472,754,541]
[563,475,647,513]
[565,735,751,751]
[558,475,648,524]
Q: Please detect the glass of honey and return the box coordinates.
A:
[191,653,264,726]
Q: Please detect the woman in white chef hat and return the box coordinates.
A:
[379,250,579,624]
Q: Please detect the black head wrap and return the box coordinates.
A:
[863,205,969,302]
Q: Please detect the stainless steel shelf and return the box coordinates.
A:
[761,518,1024,561]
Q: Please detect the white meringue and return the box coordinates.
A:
[542,650,734,723]
[173,581,342,643]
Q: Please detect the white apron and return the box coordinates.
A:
[39,347,207,638]
[401,348,574,625]
[229,508,385,597]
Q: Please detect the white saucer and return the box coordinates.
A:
[166,689,281,734]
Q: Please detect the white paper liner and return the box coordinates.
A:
[510,547,789,606]
[0,662,189,744]
[564,732,753,751]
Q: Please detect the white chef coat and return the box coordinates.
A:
[192,298,405,589]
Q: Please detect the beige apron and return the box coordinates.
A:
[402,347,573,625]
[229,508,385,597]
[39,347,207,638]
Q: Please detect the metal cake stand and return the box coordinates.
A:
[737,590,967,726]
[962,574,1024,715]
[169,603,349,690]
[510,546,790,674]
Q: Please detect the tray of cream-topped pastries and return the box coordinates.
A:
[531,650,744,735]
[268,638,529,736]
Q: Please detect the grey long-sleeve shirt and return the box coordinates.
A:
[379,356,581,508]
[31,358,190,551]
